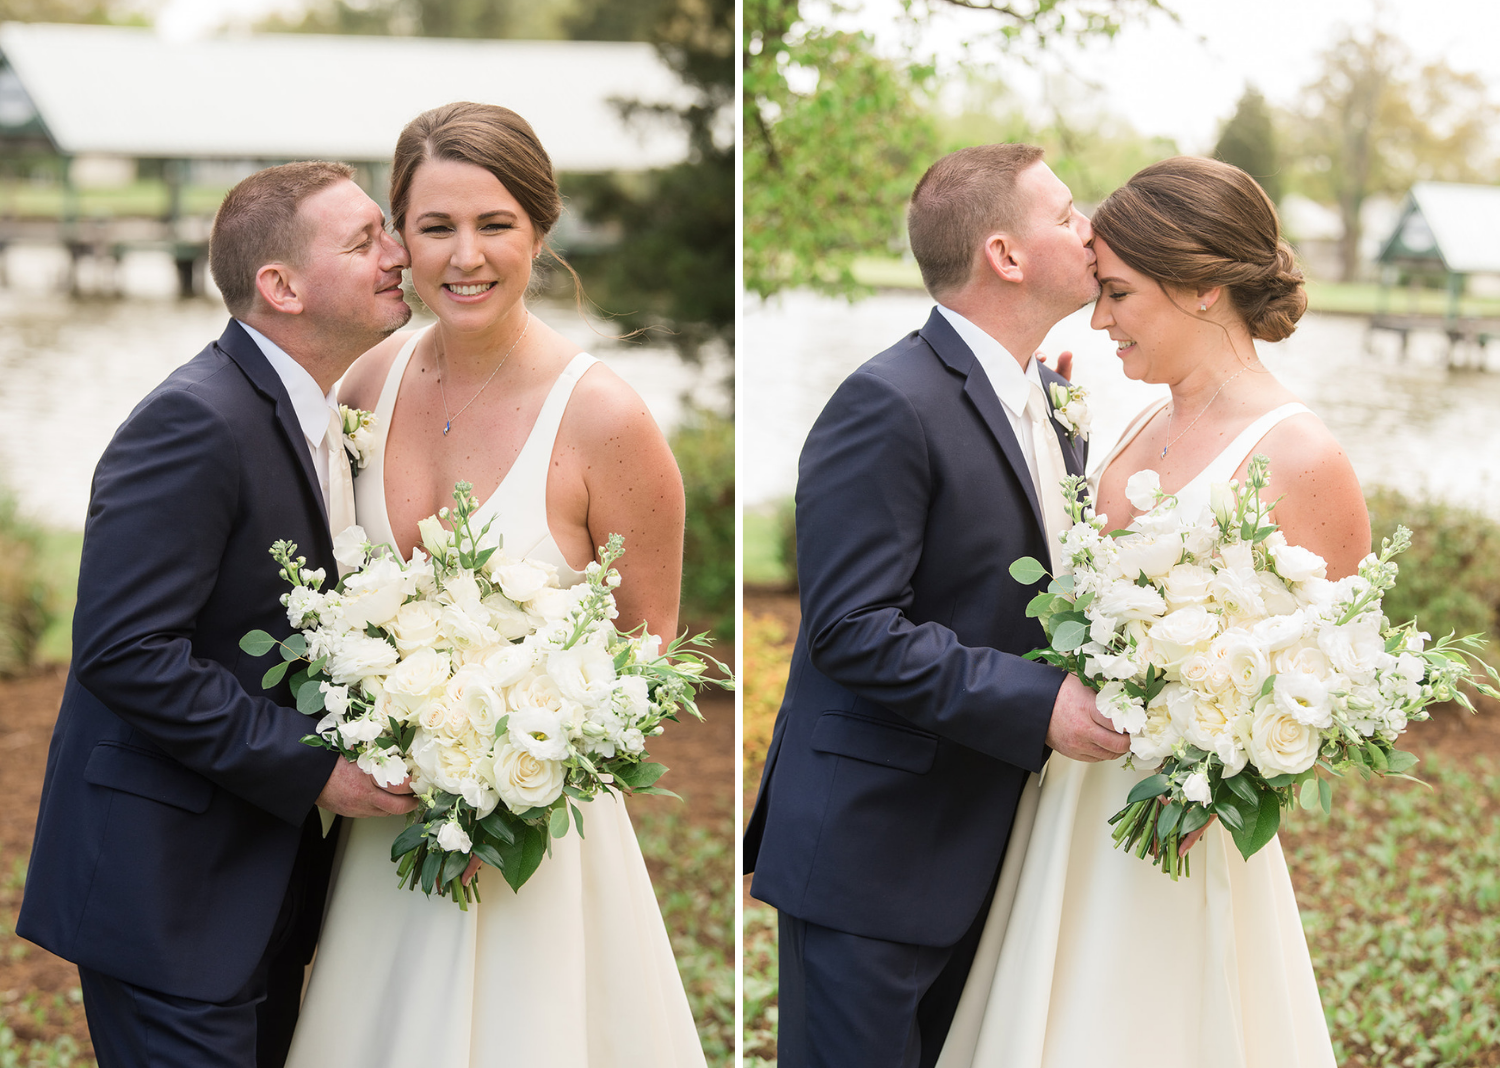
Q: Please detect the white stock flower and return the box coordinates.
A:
[1125,470,1162,511]
[325,634,399,684]
[284,586,326,628]
[436,820,473,854]
[332,525,370,571]
[1246,696,1322,775]
[1183,772,1212,805]
[482,742,566,811]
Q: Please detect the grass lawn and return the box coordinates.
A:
[742,597,1500,1067]
[0,181,231,220]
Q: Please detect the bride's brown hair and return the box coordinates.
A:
[389,101,583,300]
[1090,156,1306,343]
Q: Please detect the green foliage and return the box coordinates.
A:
[1367,488,1500,662]
[0,497,47,678]
[634,811,734,1065]
[0,0,146,24]
[258,0,556,39]
[1214,85,1282,204]
[672,410,734,637]
[565,0,734,359]
[1282,755,1500,1065]
[744,0,938,299]
[742,903,780,1065]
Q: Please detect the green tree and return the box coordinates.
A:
[259,0,556,40]
[0,0,149,22]
[744,0,1168,299]
[1290,28,1498,281]
[1214,85,1281,204]
[565,0,734,361]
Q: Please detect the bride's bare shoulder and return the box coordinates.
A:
[1255,408,1370,576]
[337,330,419,410]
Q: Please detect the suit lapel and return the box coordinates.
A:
[918,308,1047,540]
[216,319,333,538]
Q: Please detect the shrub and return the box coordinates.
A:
[743,612,793,779]
[672,409,734,639]
[0,495,46,677]
[1366,488,1500,660]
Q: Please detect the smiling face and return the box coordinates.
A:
[292,178,412,341]
[400,157,542,331]
[1012,161,1100,311]
[1089,236,1205,383]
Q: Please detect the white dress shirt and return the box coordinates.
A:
[237,321,338,515]
[935,304,1050,507]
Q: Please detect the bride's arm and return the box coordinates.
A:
[1253,415,1371,580]
[566,368,686,640]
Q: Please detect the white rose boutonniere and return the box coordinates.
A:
[1047,381,1090,443]
[339,405,379,470]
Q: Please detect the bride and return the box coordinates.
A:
[939,156,1368,1067]
[285,102,705,1067]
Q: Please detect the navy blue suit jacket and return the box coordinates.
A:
[18,320,340,1002]
[745,308,1087,948]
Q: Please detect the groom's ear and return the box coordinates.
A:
[981,233,1025,284]
[254,263,304,315]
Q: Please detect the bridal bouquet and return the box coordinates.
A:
[242,482,730,905]
[1013,456,1498,878]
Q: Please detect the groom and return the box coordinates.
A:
[18,161,419,1068]
[744,144,1130,1067]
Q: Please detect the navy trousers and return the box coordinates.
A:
[776,869,999,1068]
[80,813,333,1068]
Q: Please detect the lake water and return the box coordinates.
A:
[0,247,730,529]
[741,289,1500,516]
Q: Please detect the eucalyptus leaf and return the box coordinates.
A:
[1025,591,1057,619]
[1052,620,1088,652]
[239,630,276,656]
[1299,777,1321,811]
[295,679,325,715]
[261,661,290,689]
[281,632,308,659]
[549,806,570,839]
[1047,573,1075,594]
[1008,557,1048,585]
[1386,749,1420,775]
[1318,776,1333,815]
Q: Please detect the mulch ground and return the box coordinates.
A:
[0,670,733,1060]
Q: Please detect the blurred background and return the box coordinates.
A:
[742,1,1500,1065]
[0,0,733,1064]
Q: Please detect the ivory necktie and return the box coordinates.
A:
[1025,381,1071,574]
[326,407,358,571]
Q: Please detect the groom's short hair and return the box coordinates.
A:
[907,144,1045,298]
[209,160,357,317]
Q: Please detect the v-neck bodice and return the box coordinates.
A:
[351,326,596,581]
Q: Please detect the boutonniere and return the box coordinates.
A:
[1047,382,1090,444]
[339,405,378,470]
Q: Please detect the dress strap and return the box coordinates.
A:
[374,327,427,427]
[1194,402,1312,485]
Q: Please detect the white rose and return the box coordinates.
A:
[447,663,506,736]
[1183,771,1212,805]
[383,647,453,716]
[1096,581,1167,623]
[547,639,618,709]
[1246,696,1322,775]
[1272,671,1335,728]
[482,593,535,641]
[1161,563,1215,608]
[332,525,370,570]
[474,641,537,689]
[1129,689,1181,763]
[324,634,399,684]
[1274,641,1333,680]
[340,555,412,630]
[1270,541,1327,584]
[1318,619,1386,685]
[1125,470,1162,511]
[482,742,566,811]
[1213,630,1271,697]
[1150,605,1219,655]
[390,600,444,656]
[1251,610,1307,653]
[1115,534,1184,582]
[1182,692,1236,751]
[436,820,473,854]
[491,557,556,604]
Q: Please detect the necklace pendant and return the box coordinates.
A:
[1161,446,1168,458]
[443,420,451,436]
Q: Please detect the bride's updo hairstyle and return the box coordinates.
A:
[389,101,581,296]
[1089,156,1306,342]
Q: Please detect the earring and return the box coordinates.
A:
[1199,304,1207,312]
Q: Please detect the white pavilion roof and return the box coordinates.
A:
[0,21,690,171]
[1387,182,1500,274]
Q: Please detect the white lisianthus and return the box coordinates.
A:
[1318,619,1386,685]
[1272,671,1335,728]
[1096,581,1168,623]
[548,638,618,709]
[525,586,576,625]
[482,742,566,811]
[1251,610,1307,653]
[417,516,455,559]
[436,820,473,854]
[332,525,370,571]
[1209,481,1237,530]
[1246,696,1321,775]
[508,703,571,762]
[1183,771,1212,805]
[482,593,534,641]
[1257,573,1300,617]
[1150,604,1219,654]
[474,641,536,689]
[325,634,399,684]
[341,555,412,630]
[1125,470,1162,511]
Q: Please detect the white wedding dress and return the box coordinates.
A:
[285,329,706,1068]
[937,399,1337,1068]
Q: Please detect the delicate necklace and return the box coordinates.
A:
[435,311,531,436]
[1160,366,1248,458]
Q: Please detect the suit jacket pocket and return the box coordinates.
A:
[810,711,938,774]
[83,742,214,814]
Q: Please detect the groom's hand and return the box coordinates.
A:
[1035,349,1074,381]
[316,758,420,818]
[1045,674,1130,762]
